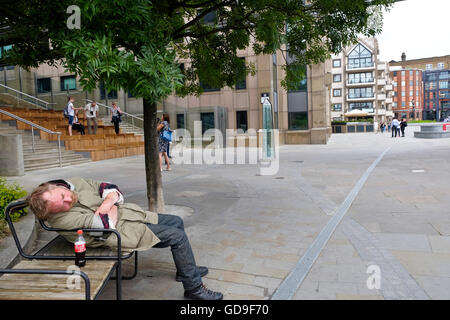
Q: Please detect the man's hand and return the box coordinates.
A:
[95,191,119,216]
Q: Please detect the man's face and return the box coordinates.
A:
[42,187,78,214]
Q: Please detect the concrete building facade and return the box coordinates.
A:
[390,68,423,120]
[329,38,393,127]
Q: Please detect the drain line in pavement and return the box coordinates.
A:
[271,147,391,300]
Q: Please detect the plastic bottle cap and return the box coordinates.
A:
[77,230,83,235]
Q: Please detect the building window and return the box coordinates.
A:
[332,59,341,68]
[347,44,373,69]
[402,91,405,97]
[333,74,341,82]
[200,112,215,134]
[288,112,308,130]
[60,75,76,91]
[99,82,118,99]
[332,103,342,111]
[200,82,220,92]
[236,110,248,131]
[439,71,449,79]
[349,102,373,112]
[426,64,433,70]
[439,81,449,89]
[438,62,445,69]
[348,87,373,99]
[176,113,185,129]
[37,78,51,94]
[333,89,342,97]
[235,57,246,90]
[348,72,373,84]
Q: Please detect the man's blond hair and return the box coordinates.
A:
[26,183,57,220]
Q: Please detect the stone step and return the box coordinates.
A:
[24,159,91,171]
[24,153,86,162]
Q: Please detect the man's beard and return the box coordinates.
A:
[70,191,78,209]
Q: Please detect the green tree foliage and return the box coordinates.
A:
[0,0,395,210]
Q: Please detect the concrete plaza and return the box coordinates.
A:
[6,124,450,300]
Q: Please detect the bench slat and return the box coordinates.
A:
[0,260,116,300]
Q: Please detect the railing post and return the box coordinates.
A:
[57,134,62,167]
[31,127,35,152]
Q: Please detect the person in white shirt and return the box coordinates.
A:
[84,101,99,135]
[391,118,400,138]
[66,97,82,136]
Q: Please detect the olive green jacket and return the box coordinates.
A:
[47,176,160,251]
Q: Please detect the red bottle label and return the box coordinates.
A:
[75,243,86,253]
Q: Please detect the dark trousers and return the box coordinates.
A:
[72,123,85,135]
[146,214,202,291]
[112,117,120,134]
[392,126,399,137]
[401,127,405,137]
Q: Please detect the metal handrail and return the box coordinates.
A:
[0,108,63,167]
[0,83,56,110]
[85,99,144,131]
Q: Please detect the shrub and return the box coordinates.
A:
[0,177,27,238]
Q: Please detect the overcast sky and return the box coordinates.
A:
[377,0,450,62]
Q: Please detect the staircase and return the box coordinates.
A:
[100,117,144,139]
[0,121,91,171]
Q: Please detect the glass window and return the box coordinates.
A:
[348,43,373,68]
[439,71,449,79]
[236,110,248,131]
[200,81,220,92]
[99,82,117,99]
[349,102,373,112]
[235,57,246,90]
[426,64,433,70]
[200,112,215,134]
[332,59,341,68]
[333,89,341,97]
[348,87,373,98]
[60,75,76,91]
[438,62,445,69]
[439,81,448,89]
[332,103,342,111]
[176,114,185,129]
[37,78,51,94]
[333,74,341,82]
[288,112,308,130]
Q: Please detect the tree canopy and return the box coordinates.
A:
[0,0,395,211]
[0,0,395,99]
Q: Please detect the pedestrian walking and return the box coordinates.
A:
[387,119,392,133]
[391,118,400,138]
[111,101,122,135]
[380,122,386,133]
[157,113,171,172]
[84,100,98,135]
[400,118,408,137]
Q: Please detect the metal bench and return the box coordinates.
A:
[0,199,139,300]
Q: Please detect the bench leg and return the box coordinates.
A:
[112,251,138,280]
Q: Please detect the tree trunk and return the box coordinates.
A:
[143,98,165,213]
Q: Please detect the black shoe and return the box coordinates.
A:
[176,266,208,282]
[184,283,223,300]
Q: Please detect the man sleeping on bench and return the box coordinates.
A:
[26,176,223,300]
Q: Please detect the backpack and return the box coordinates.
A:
[63,103,70,118]
[161,129,172,142]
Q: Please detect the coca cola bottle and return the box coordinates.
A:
[74,229,86,267]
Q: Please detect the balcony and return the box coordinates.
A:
[377,79,386,86]
[385,97,393,103]
[346,94,375,102]
[346,63,375,72]
[385,84,393,91]
[377,94,386,100]
[346,78,375,87]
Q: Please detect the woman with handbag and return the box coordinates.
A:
[157,113,172,172]
[110,101,122,135]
